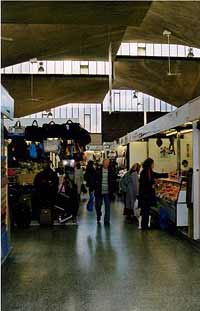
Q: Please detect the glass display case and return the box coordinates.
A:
[154,178,188,226]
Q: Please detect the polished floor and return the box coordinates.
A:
[2,199,200,311]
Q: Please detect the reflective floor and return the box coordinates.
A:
[2,200,200,311]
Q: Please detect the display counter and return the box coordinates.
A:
[152,178,188,227]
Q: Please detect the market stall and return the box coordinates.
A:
[4,118,91,227]
[1,85,14,264]
[119,96,200,239]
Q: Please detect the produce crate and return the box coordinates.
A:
[16,173,36,185]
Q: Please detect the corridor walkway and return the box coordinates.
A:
[2,200,200,311]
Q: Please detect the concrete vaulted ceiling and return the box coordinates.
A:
[114,56,200,107]
[1,75,109,117]
[124,1,200,48]
[1,1,200,117]
[1,1,150,67]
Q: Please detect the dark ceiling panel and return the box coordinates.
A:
[102,111,166,142]
[114,56,200,107]
[123,1,200,48]
[2,1,151,26]
[2,74,108,117]
[1,1,151,66]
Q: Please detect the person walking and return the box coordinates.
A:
[125,163,141,222]
[138,158,168,230]
[94,159,117,226]
[84,160,96,194]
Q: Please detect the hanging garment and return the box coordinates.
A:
[29,142,38,159]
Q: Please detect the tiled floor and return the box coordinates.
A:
[2,200,200,311]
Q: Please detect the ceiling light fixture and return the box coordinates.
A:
[47,112,53,118]
[38,61,45,72]
[187,47,194,58]
[163,30,181,76]
[133,91,138,99]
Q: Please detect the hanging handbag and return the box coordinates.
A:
[42,121,61,139]
[25,120,43,141]
[43,140,60,153]
[9,138,28,161]
[60,120,74,140]
[8,121,25,138]
[29,142,38,159]
[77,127,91,147]
[60,141,74,159]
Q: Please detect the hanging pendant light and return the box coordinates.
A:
[38,61,45,72]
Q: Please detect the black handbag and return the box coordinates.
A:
[42,121,61,139]
[77,127,91,146]
[60,120,74,140]
[10,138,28,161]
[25,120,43,141]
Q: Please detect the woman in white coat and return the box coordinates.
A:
[126,163,141,222]
[74,162,84,200]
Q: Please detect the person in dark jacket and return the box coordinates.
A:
[139,158,168,230]
[84,160,96,193]
[34,162,59,208]
[64,172,79,224]
[94,159,117,226]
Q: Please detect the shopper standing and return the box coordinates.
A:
[64,172,79,224]
[126,163,141,222]
[94,159,117,226]
[139,158,168,230]
[119,170,130,215]
[74,162,84,201]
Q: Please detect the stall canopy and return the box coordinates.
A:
[119,96,200,144]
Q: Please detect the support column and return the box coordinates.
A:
[144,111,147,126]
[177,133,181,177]
[193,121,200,240]
[108,42,112,114]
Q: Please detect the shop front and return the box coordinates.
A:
[119,96,200,240]
[1,85,14,264]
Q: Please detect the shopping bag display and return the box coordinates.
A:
[42,121,61,139]
[8,121,25,137]
[25,120,43,141]
[43,140,60,153]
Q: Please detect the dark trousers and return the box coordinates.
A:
[95,194,110,223]
[141,201,150,230]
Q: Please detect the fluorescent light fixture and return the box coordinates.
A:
[166,130,178,136]
[184,122,192,126]
[180,129,193,134]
